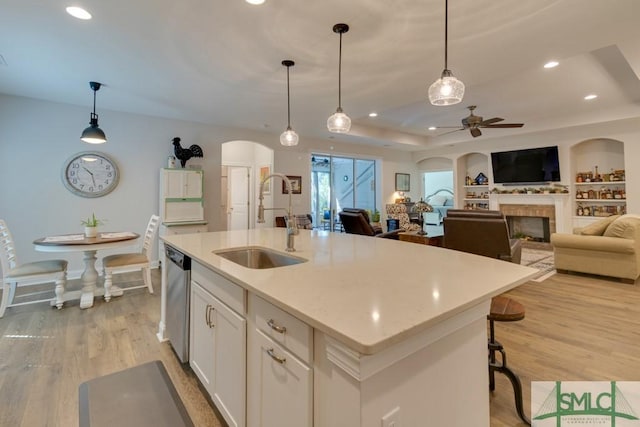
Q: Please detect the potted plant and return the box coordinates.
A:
[370,209,381,224]
[81,213,104,238]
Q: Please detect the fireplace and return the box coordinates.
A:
[499,203,556,243]
[506,215,550,242]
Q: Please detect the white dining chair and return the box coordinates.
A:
[102,215,160,302]
[0,219,67,318]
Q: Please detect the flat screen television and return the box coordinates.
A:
[490,146,561,184]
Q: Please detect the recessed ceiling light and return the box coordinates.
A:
[245,0,265,4]
[368,112,378,117]
[544,61,559,69]
[428,126,437,131]
[66,6,92,20]
[584,94,598,100]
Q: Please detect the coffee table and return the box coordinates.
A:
[398,231,443,247]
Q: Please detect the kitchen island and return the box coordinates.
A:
[159,228,538,427]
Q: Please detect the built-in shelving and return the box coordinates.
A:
[570,139,625,222]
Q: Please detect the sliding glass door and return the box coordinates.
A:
[311,154,377,230]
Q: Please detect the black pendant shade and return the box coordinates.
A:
[81,81,107,144]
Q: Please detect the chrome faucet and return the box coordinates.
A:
[257,173,299,252]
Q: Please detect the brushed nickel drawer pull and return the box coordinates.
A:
[267,319,286,334]
[208,306,215,328]
[267,348,286,364]
[205,304,211,327]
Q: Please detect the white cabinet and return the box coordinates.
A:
[190,264,246,427]
[160,169,204,223]
[247,329,312,427]
[163,168,203,199]
[247,294,313,427]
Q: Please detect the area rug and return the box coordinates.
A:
[521,247,555,282]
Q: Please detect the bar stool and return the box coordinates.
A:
[488,295,530,425]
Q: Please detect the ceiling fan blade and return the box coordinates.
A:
[470,128,482,138]
[436,128,464,137]
[479,117,503,126]
[482,123,524,128]
[436,126,463,129]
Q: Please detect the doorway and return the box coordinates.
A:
[227,166,250,230]
[311,154,377,230]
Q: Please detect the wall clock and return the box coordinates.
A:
[62,151,119,198]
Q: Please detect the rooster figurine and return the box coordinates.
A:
[172,137,204,168]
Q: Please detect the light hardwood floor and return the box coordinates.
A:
[1,269,639,426]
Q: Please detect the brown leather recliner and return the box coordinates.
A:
[338,209,400,239]
[443,209,522,263]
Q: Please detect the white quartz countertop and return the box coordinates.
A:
[162,228,538,355]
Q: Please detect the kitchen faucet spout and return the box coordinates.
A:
[257,173,299,252]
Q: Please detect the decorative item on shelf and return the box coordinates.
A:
[327,23,351,133]
[428,0,465,106]
[279,59,299,146]
[167,156,176,168]
[465,175,472,186]
[81,213,104,238]
[474,172,488,185]
[576,173,583,183]
[412,198,433,235]
[593,165,601,182]
[171,137,203,168]
[81,81,107,144]
[577,205,584,216]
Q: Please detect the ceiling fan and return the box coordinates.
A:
[437,105,524,138]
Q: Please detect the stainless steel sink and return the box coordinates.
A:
[213,246,307,269]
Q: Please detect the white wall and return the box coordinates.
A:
[0,94,416,276]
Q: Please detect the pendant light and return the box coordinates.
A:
[279,60,299,146]
[81,81,107,144]
[428,0,465,106]
[327,23,351,133]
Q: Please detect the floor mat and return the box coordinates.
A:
[521,248,555,282]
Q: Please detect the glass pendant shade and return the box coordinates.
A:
[280,60,299,146]
[429,0,465,106]
[428,70,465,106]
[280,127,299,146]
[327,109,351,133]
[328,23,351,134]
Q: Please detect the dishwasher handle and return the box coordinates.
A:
[165,245,191,270]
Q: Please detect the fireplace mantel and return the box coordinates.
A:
[489,193,571,233]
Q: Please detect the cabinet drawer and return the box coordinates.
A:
[249,293,312,364]
[192,262,245,315]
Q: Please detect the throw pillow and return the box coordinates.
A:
[603,216,640,239]
[580,215,620,236]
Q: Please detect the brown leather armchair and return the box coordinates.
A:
[338,209,400,239]
[443,209,522,263]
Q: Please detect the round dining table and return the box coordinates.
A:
[34,231,139,309]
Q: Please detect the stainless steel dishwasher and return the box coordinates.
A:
[165,244,191,363]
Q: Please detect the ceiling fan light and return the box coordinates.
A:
[280,127,299,146]
[327,109,351,133]
[429,71,465,106]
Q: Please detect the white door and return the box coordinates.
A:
[228,167,250,230]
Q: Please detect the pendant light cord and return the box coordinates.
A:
[286,65,292,127]
[444,0,449,70]
[92,88,97,118]
[338,32,343,109]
